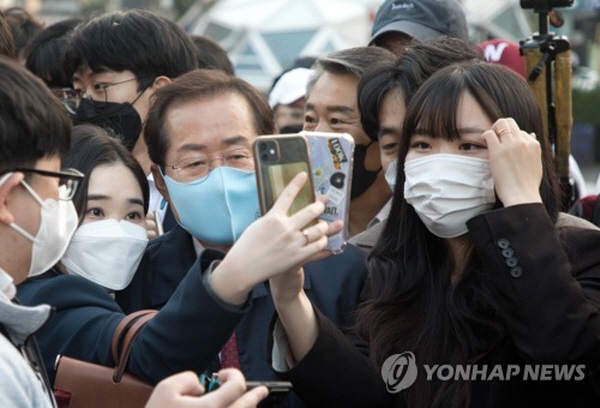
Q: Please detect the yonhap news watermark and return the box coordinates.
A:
[381,351,586,394]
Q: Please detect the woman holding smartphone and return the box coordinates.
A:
[267,61,600,407]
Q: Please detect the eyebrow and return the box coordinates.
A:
[458,127,487,135]
[177,136,251,153]
[222,136,250,147]
[87,194,144,207]
[412,129,432,136]
[73,67,110,81]
[378,127,401,138]
[305,103,355,115]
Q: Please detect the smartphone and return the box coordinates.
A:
[254,135,316,224]
[200,374,291,407]
[247,381,292,407]
[301,131,354,253]
[153,211,164,236]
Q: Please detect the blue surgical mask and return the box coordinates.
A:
[162,166,260,245]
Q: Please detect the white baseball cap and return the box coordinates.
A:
[268,68,314,108]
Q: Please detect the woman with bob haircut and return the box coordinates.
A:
[267,61,600,407]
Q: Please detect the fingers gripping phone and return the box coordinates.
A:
[200,373,292,408]
[247,381,293,408]
[302,131,354,253]
[253,135,317,224]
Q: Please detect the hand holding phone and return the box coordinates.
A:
[199,372,292,408]
[254,134,316,226]
[212,170,330,304]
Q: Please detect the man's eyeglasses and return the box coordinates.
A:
[168,147,254,182]
[59,77,144,114]
[8,168,84,201]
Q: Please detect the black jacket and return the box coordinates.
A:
[274,205,600,408]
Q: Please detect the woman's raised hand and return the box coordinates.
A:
[482,118,543,207]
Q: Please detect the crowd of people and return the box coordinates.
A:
[1,0,600,407]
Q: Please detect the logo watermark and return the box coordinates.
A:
[381,352,586,394]
[381,351,418,393]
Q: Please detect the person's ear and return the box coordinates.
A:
[0,173,24,225]
[151,164,170,203]
[152,76,172,90]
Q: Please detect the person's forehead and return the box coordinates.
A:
[73,66,134,81]
[165,93,257,146]
[307,72,359,109]
[88,162,142,197]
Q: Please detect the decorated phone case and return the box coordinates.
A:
[302,131,354,253]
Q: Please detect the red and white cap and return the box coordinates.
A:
[480,39,526,79]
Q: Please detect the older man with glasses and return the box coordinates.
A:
[116,68,368,408]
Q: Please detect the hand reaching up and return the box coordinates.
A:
[211,172,336,304]
[482,118,543,207]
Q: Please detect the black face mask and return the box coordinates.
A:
[279,124,304,134]
[74,98,142,151]
[351,142,380,199]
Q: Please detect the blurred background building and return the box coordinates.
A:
[4,0,600,188]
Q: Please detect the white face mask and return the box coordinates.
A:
[385,159,398,191]
[404,154,496,238]
[2,174,79,277]
[61,219,149,290]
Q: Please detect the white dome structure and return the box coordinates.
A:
[181,0,536,91]
[181,0,380,90]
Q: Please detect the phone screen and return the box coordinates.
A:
[267,161,313,216]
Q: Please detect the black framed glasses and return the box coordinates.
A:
[9,168,84,200]
[60,77,148,113]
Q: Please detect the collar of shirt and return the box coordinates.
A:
[0,268,52,345]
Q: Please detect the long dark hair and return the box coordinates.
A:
[358,37,484,141]
[355,62,560,408]
[63,124,149,221]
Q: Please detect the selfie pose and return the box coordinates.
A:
[16,124,323,406]
[268,62,600,408]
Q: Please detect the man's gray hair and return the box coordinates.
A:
[306,46,396,96]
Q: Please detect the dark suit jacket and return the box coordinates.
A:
[274,205,600,408]
[116,225,368,406]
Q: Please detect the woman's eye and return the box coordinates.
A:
[411,141,430,149]
[460,143,484,151]
[86,208,104,217]
[126,211,143,220]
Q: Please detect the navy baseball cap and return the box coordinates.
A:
[371,0,469,44]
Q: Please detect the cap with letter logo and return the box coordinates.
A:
[370,0,468,44]
[480,38,526,79]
